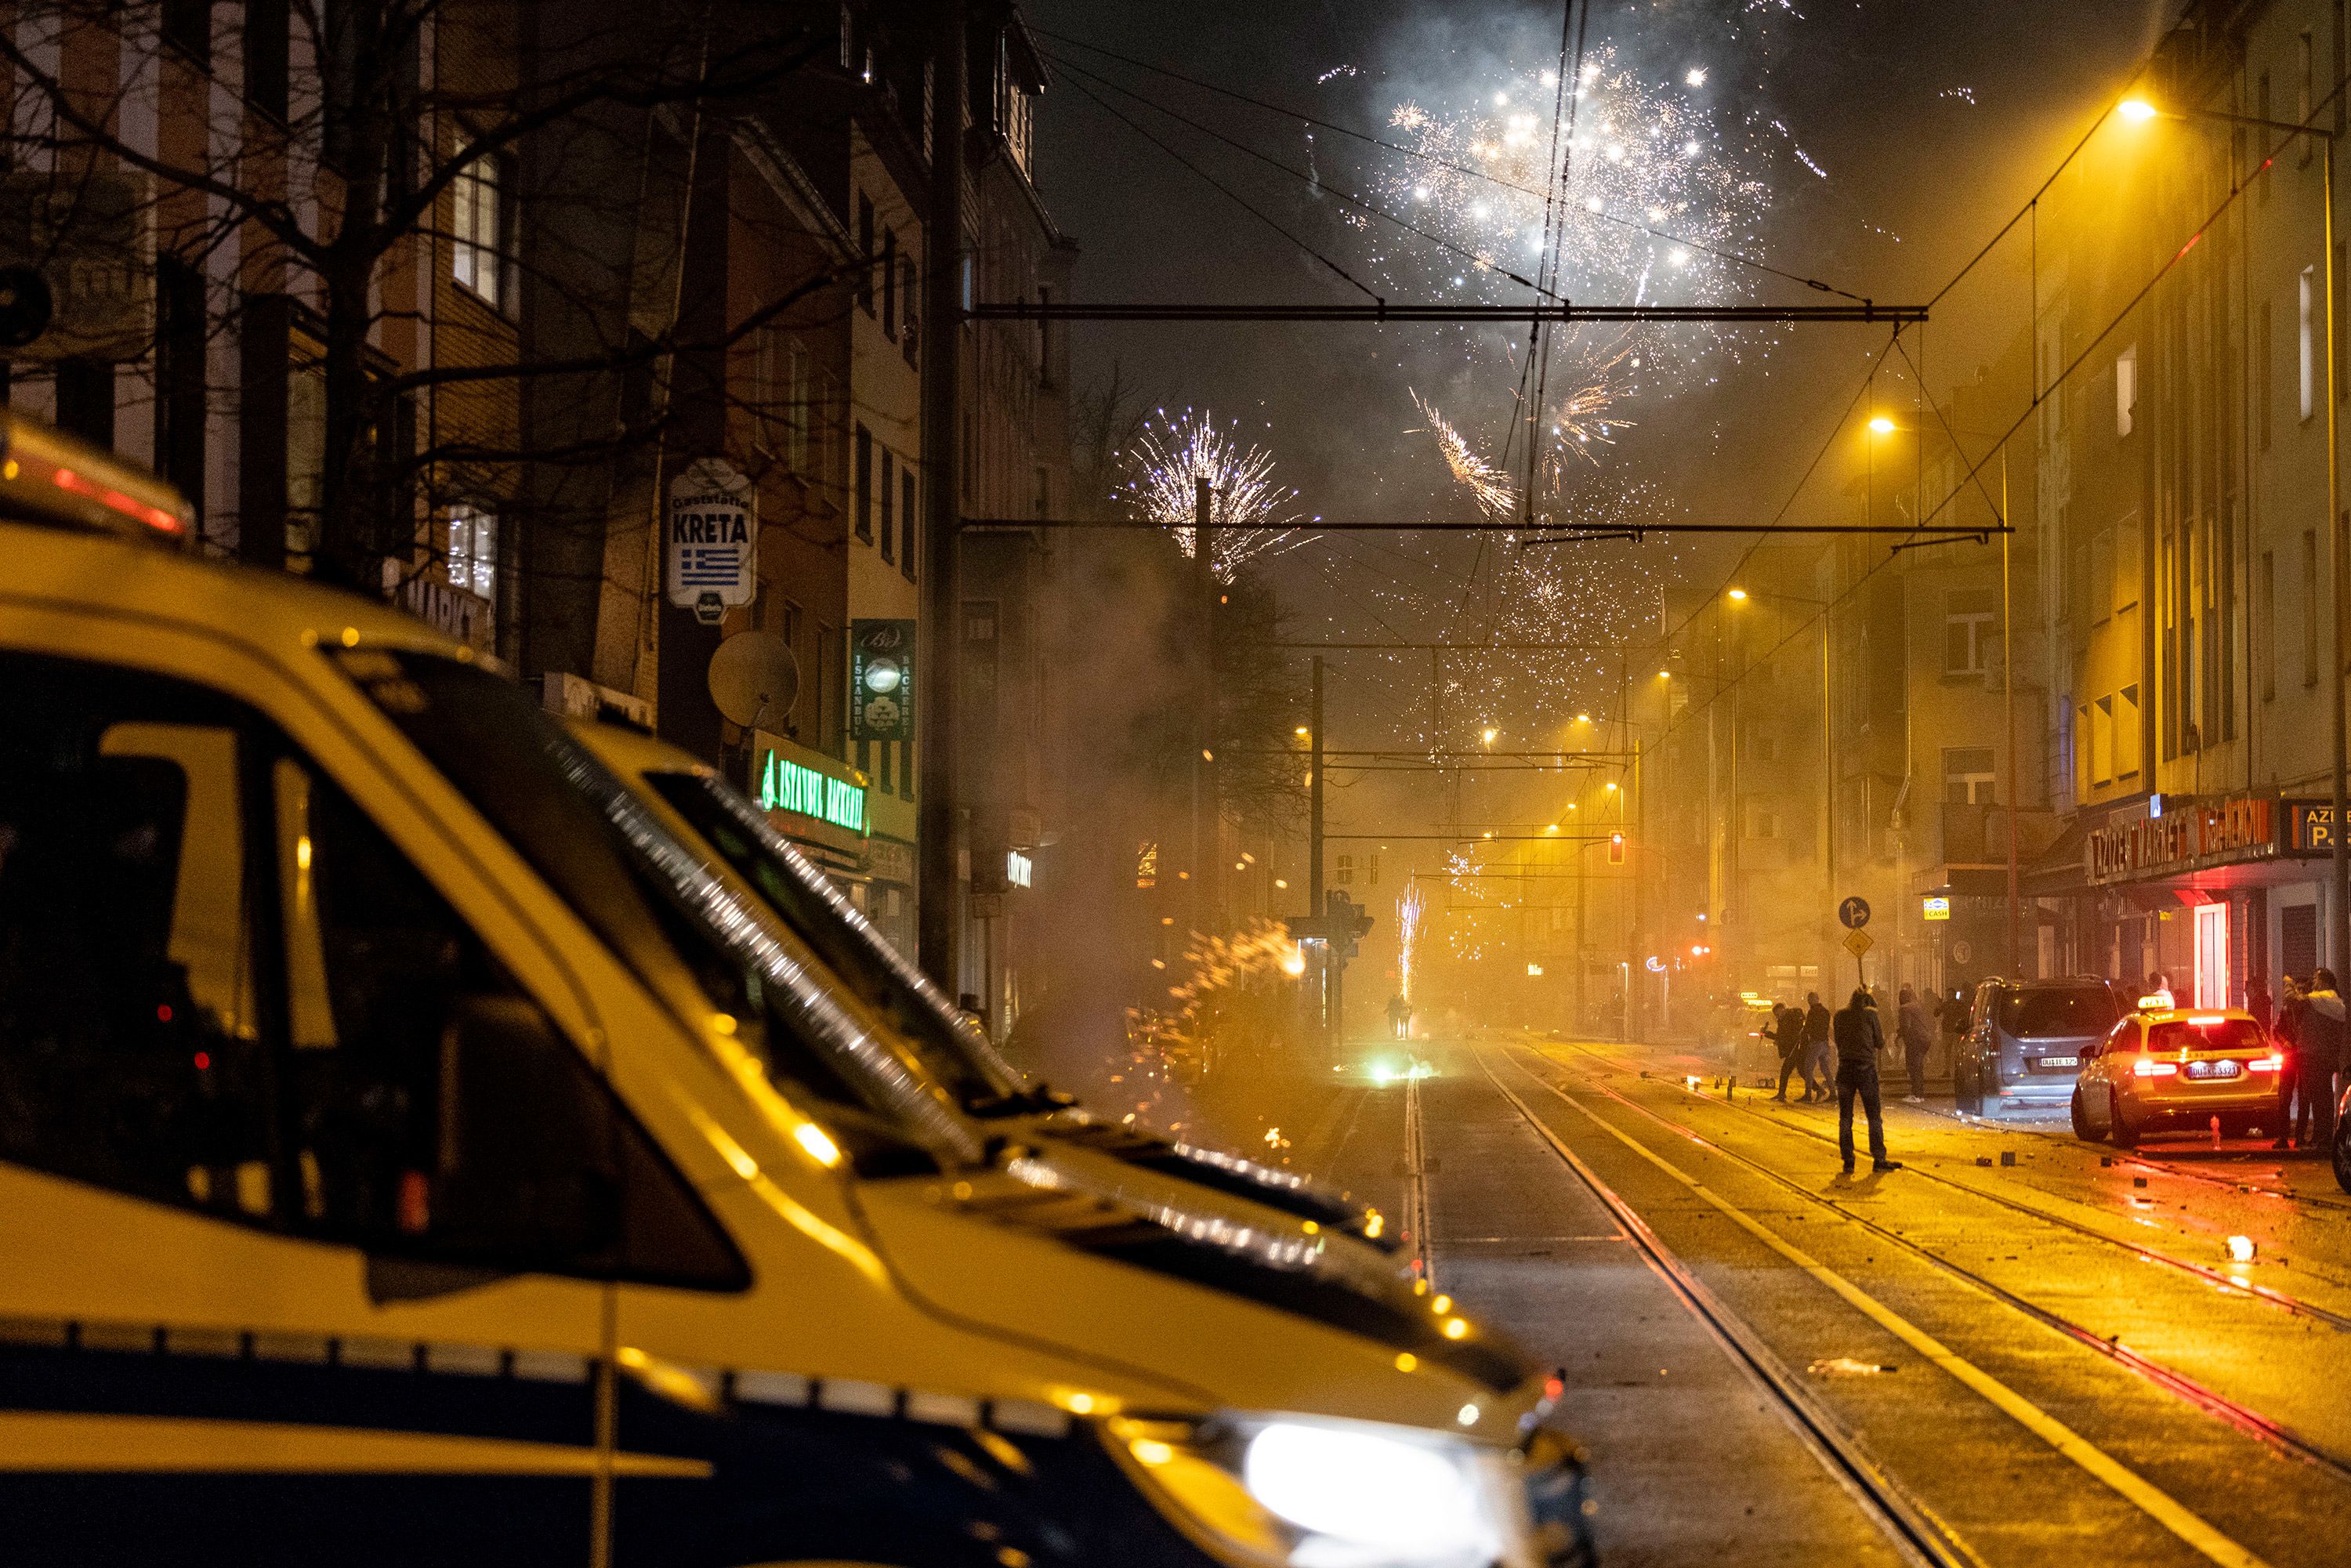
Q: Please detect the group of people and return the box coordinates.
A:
[2267,970,2347,1152]
[1765,989,1905,1175]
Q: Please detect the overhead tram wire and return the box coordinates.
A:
[1051,69,1382,303]
[962,514,1998,535]
[1030,27,1875,306]
[1043,51,1560,302]
[1520,0,1591,536]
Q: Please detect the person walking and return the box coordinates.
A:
[1802,991,1833,1103]
[1386,993,1413,1041]
[1832,987,1902,1175]
[1770,1004,1806,1101]
[2304,969,2346,1149]
[1897,984,1934,1103]
[2275,976,2311,1151]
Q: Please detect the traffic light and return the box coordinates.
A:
[1607,831,1626,865]
[1324,889,1375,961]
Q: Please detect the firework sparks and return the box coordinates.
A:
[1399,882,1426,1005]
[1118,408,1307,581]
[1410,392,1517,517]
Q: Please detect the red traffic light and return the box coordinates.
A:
[1607,831,1626,865]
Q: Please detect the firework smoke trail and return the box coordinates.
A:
[1118,408,1308,581]
[1398,882,1426,1005]
[1409,391,1516,517]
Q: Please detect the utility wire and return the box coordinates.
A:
[1031,24,1871,305]
[1045,50,1556,298]
[1053,69,1382,302]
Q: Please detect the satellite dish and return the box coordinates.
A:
[707,631,799,731]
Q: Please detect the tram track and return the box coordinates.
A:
[1498,1041,2351,1487]
[1474,1045,2293,1568]
[1558,1039,2351,1333]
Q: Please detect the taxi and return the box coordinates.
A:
[0,415,1592,1567]
[2070,1002,2281,1149]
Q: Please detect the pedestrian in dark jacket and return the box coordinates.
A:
[1897,985,1935,1102]
[2246,976,2274,1035]
[2276,977,2312,1150]
[1770,1004,1809,1101]
[2305,969,2346,1147]
[1803,992,1833,1100]
[1831,988,1901,1175]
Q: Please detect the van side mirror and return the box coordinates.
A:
[427,997,621,1267]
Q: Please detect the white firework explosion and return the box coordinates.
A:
[1118,408,1309,581]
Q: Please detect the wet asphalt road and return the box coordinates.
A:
[1189,1032,2351,1568]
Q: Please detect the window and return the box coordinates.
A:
[0,661,270,1222]
[2306,529,2321,686]
[1944,588,1996,675]
[452,139,506,309]
[2260,549,2277,701]
[1943,746,1996,805]
[1034,464,1051,518]
[2301,266,2317,421]
[2299,32,2316,166]
[1335,853,1354,886]
[878,450,896,563]
[286,356,327,565]
[2116,345,2135,437]
[162,0,212,66]
[901,253,919,368]
[853,423,873,541]
[1745,805,1780,840]
[1366,853,1380,887]
[245,0,288,118]
[1749,733,1780,763]
[900,467,918,582]
[784,338,813,473]
[881,228,897,340]
[857,193,875,316]
[2117,684,2143,777]
[2259,298,2274,450]
[2092,696,2114,784]
[447,503,497,600]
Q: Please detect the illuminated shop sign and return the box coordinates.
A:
[2084,795,2284,885]
[757,749,867,834]
[1921,896,1951,922]
[1005,849,1033,889]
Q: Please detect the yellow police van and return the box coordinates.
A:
[564,719,1403,1271]
[0,415,1592,1566]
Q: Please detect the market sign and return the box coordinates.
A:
[2085,794,2281,885]
[756,747,867,834]
[1921,895,1951,922]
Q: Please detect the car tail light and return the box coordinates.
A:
[2250,1055,2284,1072]
[2132,1059,2177,1077]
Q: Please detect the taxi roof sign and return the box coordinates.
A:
[1,411,194,545]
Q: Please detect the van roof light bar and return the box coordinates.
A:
[1,413,194,545]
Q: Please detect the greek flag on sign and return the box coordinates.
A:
[665,458,757,610]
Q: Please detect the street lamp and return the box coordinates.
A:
[1867,415,1896,434]
[2120,92,2347,976]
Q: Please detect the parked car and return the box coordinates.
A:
[1954,976,2122,1115]
[2070,1005,2282,1148]
[0,414,1593,1567]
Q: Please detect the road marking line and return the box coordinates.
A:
[1483,1048,2273,1568]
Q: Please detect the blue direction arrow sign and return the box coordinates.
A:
[1837,896,1872,930]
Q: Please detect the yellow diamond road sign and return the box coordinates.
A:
[1843,928,1874,958]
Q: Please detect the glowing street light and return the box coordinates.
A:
[2117,96,2160,123]
[1867,415,1896,434]
[1726,588,1748,601]
[1480,726,1499,745]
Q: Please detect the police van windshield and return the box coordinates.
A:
[640,770,1027,1110]
[335,649,980,1167]
[1997,987,2118,1039]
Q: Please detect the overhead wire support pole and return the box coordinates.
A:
[967,301,1929,325]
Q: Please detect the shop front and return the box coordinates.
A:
[747,729,891,933]
[2041,792,2332,1009]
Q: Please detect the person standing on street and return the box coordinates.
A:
[2304,969,2346,1149]
[1832,988,1902,1175]
[1802,991,1833,1103]
[1386,993,1413,1041]
[2247,975,2274,1035]
[2274,976,2313,1150]
[1897,985,1934,1103]
[1770,1004,1806,1101]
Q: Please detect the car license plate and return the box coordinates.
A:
[2037,1056,2078,1069]
[2185,1059,2241,1080]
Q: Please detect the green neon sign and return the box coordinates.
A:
[759,749,866,833]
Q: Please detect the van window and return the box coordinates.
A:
[0,657,276,1222]
[276,759,746,1288]
[1996,987,2117,1039]
[339,649,979,1165]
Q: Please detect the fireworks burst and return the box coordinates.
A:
[1410,391,1516,517]
[1118,408,1308,581]
[1398,882,1427,1005]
